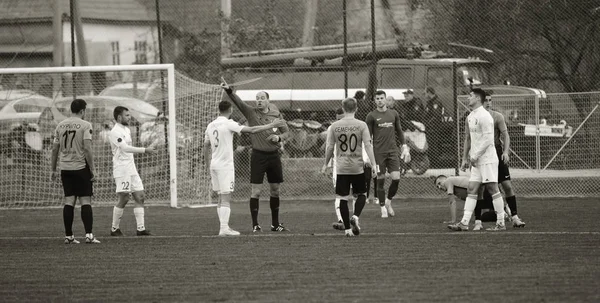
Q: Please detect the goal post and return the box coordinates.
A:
[0,64,221,208]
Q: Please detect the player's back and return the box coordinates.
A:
[54,117,92,170]
[445,176,469,201]
[329,117,368,175]
[205,117,238,169]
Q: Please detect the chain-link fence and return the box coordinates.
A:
[1,0,599,207]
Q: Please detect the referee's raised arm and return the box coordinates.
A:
[221,83,254,120]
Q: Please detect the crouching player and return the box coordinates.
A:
[322,98,377,236]
[204,100,285,236]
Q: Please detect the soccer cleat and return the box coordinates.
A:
[512,216,526,228]
[85,235,101,244]
[374,198,379,206]
[504,212,511,222]
[380,206,388,218]
[332,220,345,230]
[344,229,355,237]
[219,228,241,236]
[350,215,361,236]
[252,225,262,233]
[385,199,395,217]
[110,228,124,236]
[486,223,507,231]
[448,222,469,231]
[473,220,484,231]
[136,229,152,236]
[64,236,80,244]
[271,224,289,232]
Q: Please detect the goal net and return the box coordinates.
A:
[0,64,222,208]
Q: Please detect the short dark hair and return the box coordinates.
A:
[354,90,365,100]
[335,107,344,115]
[435,174,446,185]
[471,88,486,103]
[375,90,386,97]
[426,87,436,95]
[218,100,232,113]
[70,99,87,114]
[342,98,357,113]
[113,106,129,121]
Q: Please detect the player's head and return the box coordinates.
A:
[256,91,270,110]
[403,89,414,101]
[434,175,448,191]
[386,95,395,108]
[483,93,492,110]
[341,98,357,114]
[375,90,387,109]
[469,88,486,107]
[113,106,131,126]
[335,107,345,120]
[354,90,365,101]
[70,99,87,117]
[218,100,233,116]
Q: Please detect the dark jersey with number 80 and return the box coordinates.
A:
[326,117,371,175]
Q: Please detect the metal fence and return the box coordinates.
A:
[1,0,599,206]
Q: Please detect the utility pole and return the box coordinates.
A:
[52,0,63,98]
[220,0,232,59]
[72,0,91,95]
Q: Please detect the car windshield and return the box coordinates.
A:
[12,97,52,113]
[100,88,149,100]
[457,65,489,86]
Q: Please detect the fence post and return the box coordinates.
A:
[535,93,541,172]
[453,62,459,176]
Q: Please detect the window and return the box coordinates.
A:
[111,42,120,65]
[134,41,148,64]
[380,68,413,88]
[426,67,452,88]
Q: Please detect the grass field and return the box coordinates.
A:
[1,198,599,302]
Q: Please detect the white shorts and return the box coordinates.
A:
[115,174,144,193]
[211,168,235,194]
[470,163,498,184]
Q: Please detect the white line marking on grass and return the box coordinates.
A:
[0,231,599,240]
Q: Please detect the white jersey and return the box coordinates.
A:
[205,116,244,169]
[467,106,498,165]
[109,123,145,178]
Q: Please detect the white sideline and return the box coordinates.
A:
[0,231,598,240]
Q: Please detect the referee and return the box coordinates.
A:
[221,82,290,232]
[50,99,100,244]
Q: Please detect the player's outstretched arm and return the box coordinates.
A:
[109,131,153,154]
[470,118,495,162]
[241,118,286,134]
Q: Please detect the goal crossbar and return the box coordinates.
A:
[0,64,179,208]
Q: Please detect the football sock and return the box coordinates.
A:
[339,199,351,229]
[81,205,93,234]
[354,194,366,217]
[460,195,478,225]
[364,167,372,198]
[376,178,386,206]
[218,205,231,229]
[334,197,342,222]
[133,207,145,231]
[474,199,484,220]
[63,205,74,236]
[491,193,506,225]
[250,198,259,226]
[112,206,124,231]
[270,197,280,226]
[387,179,400,199]
[506,195,518,215]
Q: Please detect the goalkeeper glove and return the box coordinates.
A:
[400,144,411,163]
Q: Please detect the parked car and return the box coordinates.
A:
[99,82,164,104]
[0,90,53,146]
[37,96,191,150]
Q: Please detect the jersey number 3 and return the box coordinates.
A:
[338,134,358,152]
[213,130,219,148]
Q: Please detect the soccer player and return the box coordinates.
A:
[435,175,503,231]
[365,90,410,218]
[483,94,526,227]
[322,98,377,236]
[50,99,100,244]
[221,82,291,232]
[448,88,506,231]
[204,100,285,236]
[108,106,155,237]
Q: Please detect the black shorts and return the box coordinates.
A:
[60,167,93,197]
[336,173,367,196]
[496,148,511,183]
[374,151,400,175]
[250,149,284,184]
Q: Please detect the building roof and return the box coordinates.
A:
[0,0,158,23]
